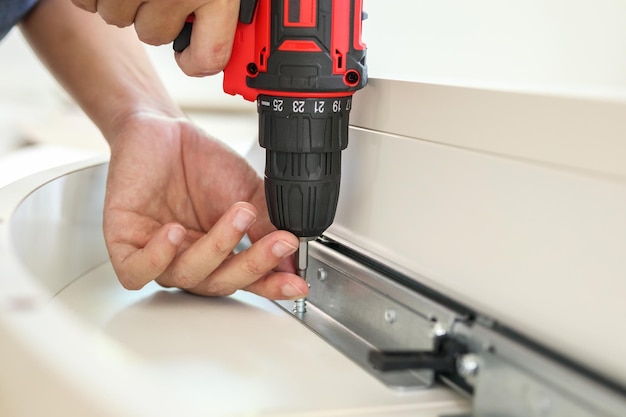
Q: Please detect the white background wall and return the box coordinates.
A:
[363,0,626,97]
[0,26,255,186]
[3,0,626,150]
[334,0,626,387]
[2,1,626,186]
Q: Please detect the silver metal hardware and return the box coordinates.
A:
[316,267,328,282]
[276,239,626,416]
[456,353,479,386]
[432,322,448,338]
[293,298,306,314]
[276,240,463,388]
[294,238,310,314]
[383,309,397,324]
[452,322,626,416]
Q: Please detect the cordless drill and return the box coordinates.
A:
[174,0,367,311]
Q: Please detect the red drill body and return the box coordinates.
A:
[224,0,367,101]
[175,0,368,239]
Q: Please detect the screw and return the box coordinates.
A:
[456,353,480,385]
[294,298,306,314]
[317,268,327,282]
[247,63,258,75]
[384,309,397,324]
[344,70,360,85]
[432,322,447,338]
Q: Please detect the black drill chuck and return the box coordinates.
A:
[258,94,352,238]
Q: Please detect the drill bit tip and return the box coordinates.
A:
[296,238,309,278]
[294,237,312,314]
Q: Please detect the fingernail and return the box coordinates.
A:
[233,207,256,232]
[167,226,185,245]
[281,282,306,299]
[272,240,297,258]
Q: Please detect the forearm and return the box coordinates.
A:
[19,0,183,142]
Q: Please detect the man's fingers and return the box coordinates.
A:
[187,230,300,297]
[112,223,186,290]
[73,0,239,70]
[72,0,97,13]
[133,3,192,45]
[97,0,143,28]
[243,273,309,300]
[157,202,258,289]
[174,1,240,76]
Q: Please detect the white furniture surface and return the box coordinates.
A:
[0,159,469,417]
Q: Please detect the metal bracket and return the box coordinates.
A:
[276,239,626,416]
[275,239,464,389]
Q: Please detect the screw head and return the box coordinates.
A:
[432,322,447,338]
[384,309,397,324]
[344,70,360,86]
[247,63,258,75]
[317,268,327,282]
[456,353,480,385]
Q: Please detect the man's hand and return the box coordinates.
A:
[104,111,309,300]
[71,0,238,76]
[22,0,293,299]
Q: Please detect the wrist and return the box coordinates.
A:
[103,91,186,147]
[20,0,185,148]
